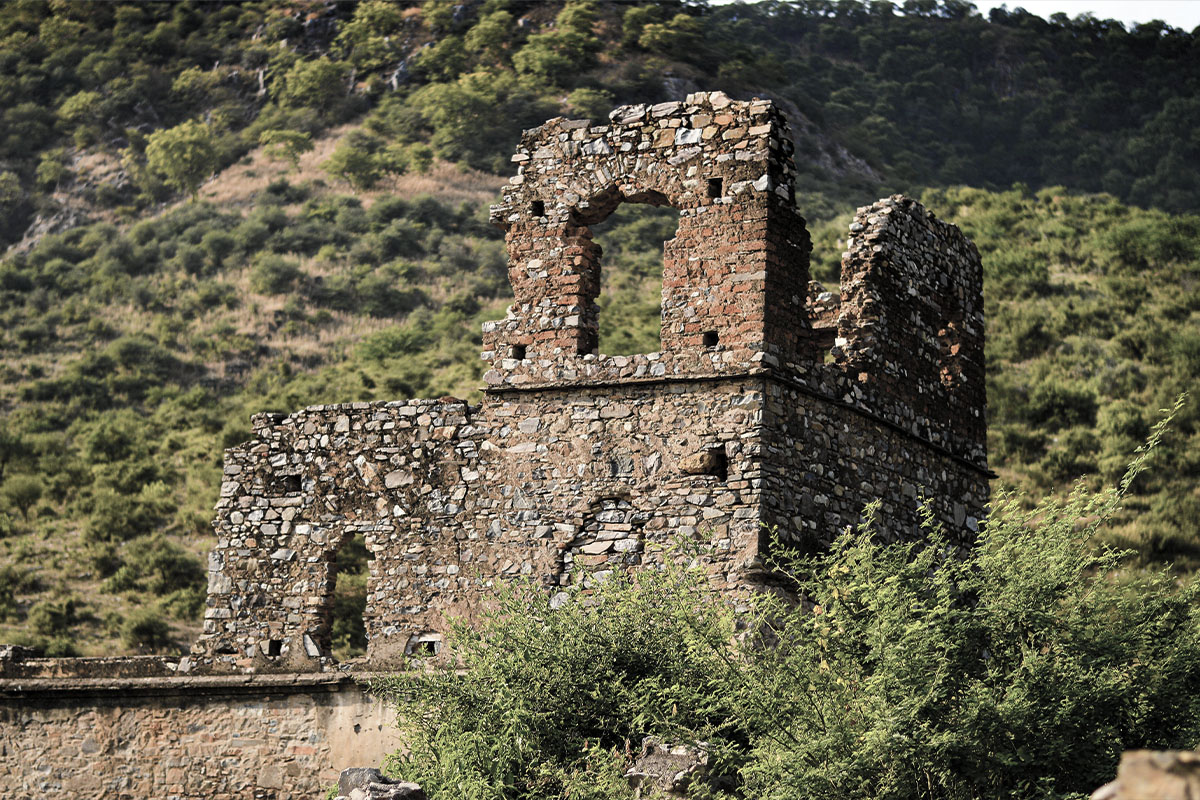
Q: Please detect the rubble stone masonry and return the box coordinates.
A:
[191,91,988,673]
[1,92,988,798]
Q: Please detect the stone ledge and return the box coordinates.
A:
[0,670,391,700]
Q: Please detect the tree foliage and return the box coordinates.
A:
[144,119,218,200]
[259,128,314,170]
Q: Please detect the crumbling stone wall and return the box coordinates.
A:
[191,92,989,672]
[198,383,766,672]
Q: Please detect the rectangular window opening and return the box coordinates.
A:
[267,639,282,657]
[710,448,729,482]
[530,200,545,217]
[707,178,723,199]
[702,330,719,348]
[510,344,527,360]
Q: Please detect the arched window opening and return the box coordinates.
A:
[329,531,370,661]
[588,201,679,356]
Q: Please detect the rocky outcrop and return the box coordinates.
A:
[334,767,426,800]
[1092,751,1200,800]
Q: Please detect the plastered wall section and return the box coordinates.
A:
[0,676,400,800]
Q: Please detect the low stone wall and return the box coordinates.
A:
[0,664,400,800]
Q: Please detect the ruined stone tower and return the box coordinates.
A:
[193,92,988,673]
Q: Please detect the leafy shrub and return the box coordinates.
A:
[0,563,36,620]
[249,253,302,294]
[275,57,349,114]
[29,596,89,639]
[120,607,174,651]
[103,533,204,601]
[1027,381,1098,431]
[375,409,1199,800]
[200,229,237,267]
[2,474,43,520]
[85,482,176,543]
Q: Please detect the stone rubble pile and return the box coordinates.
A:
[333,768,426,800]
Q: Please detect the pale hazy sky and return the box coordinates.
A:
[713,0,1200,31]
[973,1,1200,30]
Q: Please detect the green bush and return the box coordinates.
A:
[374,407,1199,800]
[0,563,36,621]
[249,253,302,294]
[120,607,174,652]
[103,533,204,602]
[2,474,43,520]
[29,596,89,639]
[85,482,176,543]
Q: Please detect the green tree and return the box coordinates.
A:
[335,0,405,72]
[144,119,218,201]
[512,2,600,85]
[259,128,314,171]
[322,130,401,190]
[56,90,107,146]
[275,56,348,112]
[464,10,514,64]
[2,475,42,520]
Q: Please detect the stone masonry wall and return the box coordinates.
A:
[0,672,399,800]
[190,91,989,671]
[1,92,990,800]
[483,91,813,383]
[197,382,767,672]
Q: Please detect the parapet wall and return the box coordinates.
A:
[0,664,399,800]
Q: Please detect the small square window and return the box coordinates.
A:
[707,178,723,199]
[511,344,527,360]
[267,639,282,657]
[531,200,545,217]
[702,331,719,348]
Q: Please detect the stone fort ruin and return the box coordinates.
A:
[1,92,987,798]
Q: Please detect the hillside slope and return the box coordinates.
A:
[1,0,1197,655]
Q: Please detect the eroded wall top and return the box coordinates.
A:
[483,91,813,388]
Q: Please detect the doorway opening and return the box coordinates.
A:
[329,531,370,660]
[588,201,678,356]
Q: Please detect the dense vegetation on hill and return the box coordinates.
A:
[0,0,1196,656]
